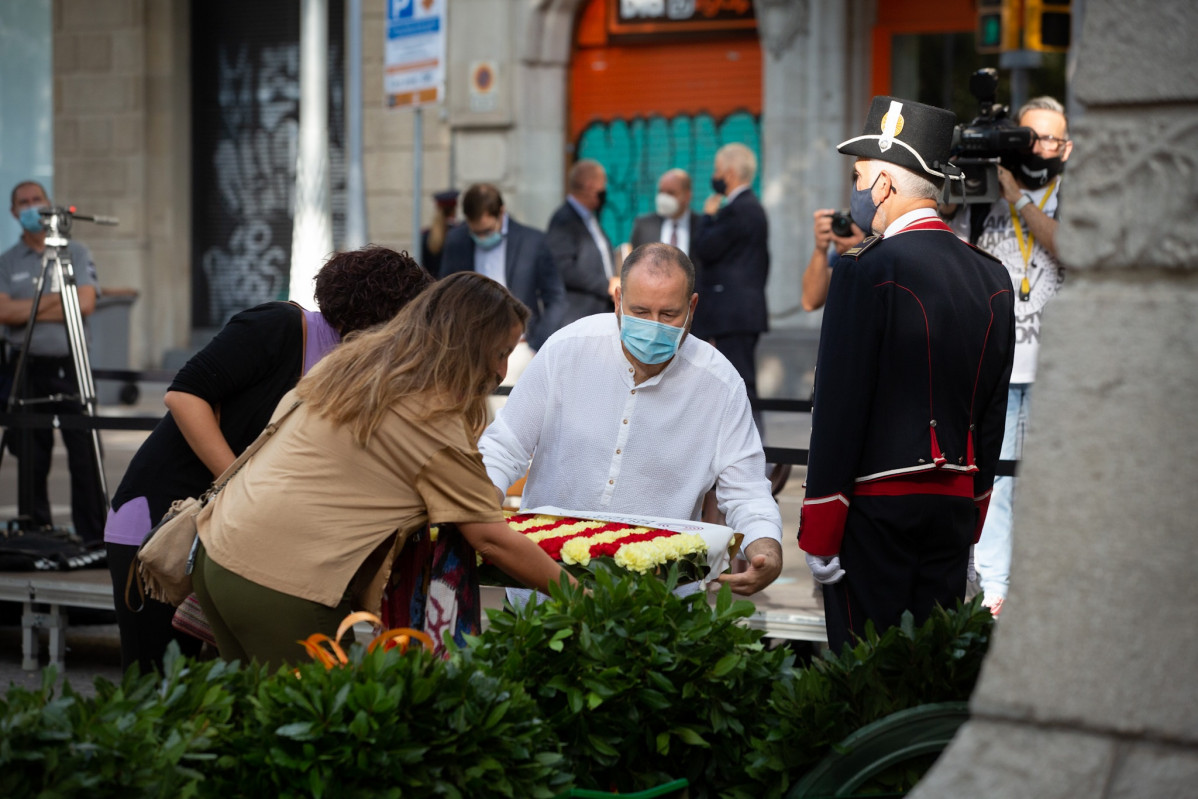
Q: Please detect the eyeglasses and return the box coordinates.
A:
[1035,134,1070,153]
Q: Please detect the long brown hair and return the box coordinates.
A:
[297,272,530,444]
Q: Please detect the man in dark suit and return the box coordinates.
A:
[629,168,702,256]
[690,143,769,405]
[439,183,565,351]
[545,159,617,327]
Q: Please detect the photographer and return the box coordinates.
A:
[0,180,104,544]
[949,96,1072,617]
[801,208,866,312]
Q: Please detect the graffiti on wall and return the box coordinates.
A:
[576,110,761,247]
[191,1,344,329]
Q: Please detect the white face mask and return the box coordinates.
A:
[655,192,680,219]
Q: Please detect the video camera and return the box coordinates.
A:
[37,206,119,239]
[941,68,1037,206]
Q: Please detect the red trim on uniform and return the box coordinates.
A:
[973,494,992,543]
[854,471,974,498]
[894,217,954,234]
[929,426,947,467]
[798,493,850,557]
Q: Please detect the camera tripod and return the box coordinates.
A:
[0,206,117,535]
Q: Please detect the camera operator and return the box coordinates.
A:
[801,208,866,312]
[948,96,1072,618]
[0,180,104,543]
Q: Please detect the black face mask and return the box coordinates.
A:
[711,176,728,195]
[595,189,607,214]
[1016,152,1064,189]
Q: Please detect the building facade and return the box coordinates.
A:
[3,0,1059,387]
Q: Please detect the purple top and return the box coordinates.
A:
[303,308,340,375]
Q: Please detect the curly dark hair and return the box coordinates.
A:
[313,245,434,335]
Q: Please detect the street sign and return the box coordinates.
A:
[384,0,445,108]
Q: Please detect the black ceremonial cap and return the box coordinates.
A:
[838,96,958,180]
[433,189,460,206]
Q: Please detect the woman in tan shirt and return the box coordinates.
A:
[192,272,571,667]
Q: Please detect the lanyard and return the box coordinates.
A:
[1010,179,1057,300]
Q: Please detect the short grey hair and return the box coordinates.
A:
[874,161,941,201]
[715,143,757,183]
[1017,96,1068,130]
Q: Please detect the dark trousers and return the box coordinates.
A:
[710,332,760,399]
[4,356,106,542]
[107,541,204,674]
[821,494,974,654]
[711,332,762,434]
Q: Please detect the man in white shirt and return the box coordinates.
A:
[946,96,1072,617]
[479,242,784,597]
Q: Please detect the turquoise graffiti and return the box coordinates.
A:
[576,110,762,248]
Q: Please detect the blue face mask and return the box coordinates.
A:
[619,306,690,366]
[18,206,45,233]
[849,173,883,235]
[470,230,503,251]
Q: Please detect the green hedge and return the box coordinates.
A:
[0,568,993,798]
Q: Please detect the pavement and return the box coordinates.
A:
[0,390,821,698]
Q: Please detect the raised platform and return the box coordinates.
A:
[0,569,113,670]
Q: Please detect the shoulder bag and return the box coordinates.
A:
[135,399,302,606]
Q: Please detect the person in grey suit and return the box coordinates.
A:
[629,168,702,256]
[439,183,565,351]
[545,159,617,327]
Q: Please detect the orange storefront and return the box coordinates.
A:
[567,0,763,246]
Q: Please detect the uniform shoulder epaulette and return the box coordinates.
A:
[840,235,882,260]
[966,241,1004,266]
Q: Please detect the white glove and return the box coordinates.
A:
[805,553,846,585]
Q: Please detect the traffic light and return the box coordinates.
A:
[977,0,1021,54]
[1024,0,1071,51]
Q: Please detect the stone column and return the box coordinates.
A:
[910,1,1198,795]
[754,0,874,333]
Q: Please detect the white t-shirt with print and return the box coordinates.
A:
[953,179,1064,384]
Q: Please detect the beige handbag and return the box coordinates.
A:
[134,400,302,606]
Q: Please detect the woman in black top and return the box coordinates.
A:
[104,246,432,674]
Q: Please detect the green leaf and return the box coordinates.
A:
[709,653,741,678]
[672,727,710,747]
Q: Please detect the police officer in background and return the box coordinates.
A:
[0,180,105,543]
[798,98,1016,653]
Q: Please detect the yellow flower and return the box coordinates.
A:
[614,534,707,573]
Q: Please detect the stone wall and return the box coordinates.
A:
[360,0,451,252]
[54,0,162,367]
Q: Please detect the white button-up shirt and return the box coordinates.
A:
[480,314,783,553]
[660,213,691,255]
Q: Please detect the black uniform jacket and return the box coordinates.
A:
[799,215,1015,556]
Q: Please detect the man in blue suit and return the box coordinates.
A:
[440,183,566,352]
[690,143,770,406]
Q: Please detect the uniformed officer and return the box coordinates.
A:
[798,97,1016,653]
